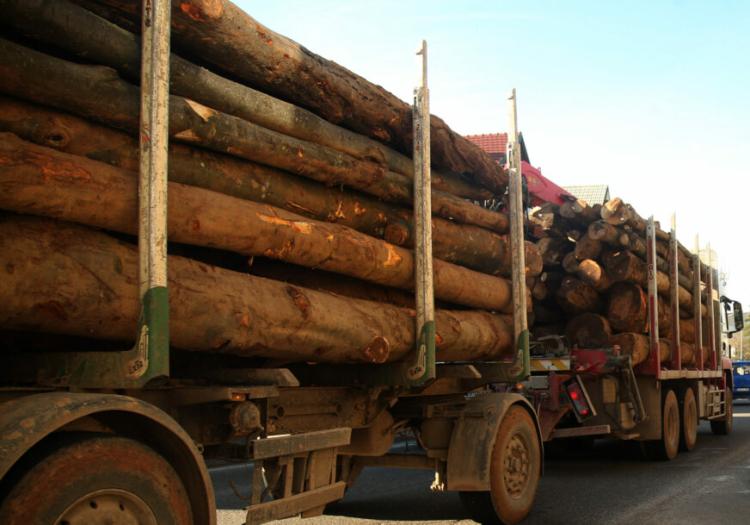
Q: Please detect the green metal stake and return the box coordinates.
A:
[27,0,172,389]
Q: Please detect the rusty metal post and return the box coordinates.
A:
[706,245,717,370]
[407,39,435,384]
[646,216,660,378]
[693,235,703,370]
[669,214,681,370]
[131,0,171,381]
[507,89,530,380]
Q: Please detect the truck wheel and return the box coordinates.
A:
[710,385,733,435]
[643,389,680,461]
[0,434,193,525]
[459,406,540,525]
[680,387,698,451]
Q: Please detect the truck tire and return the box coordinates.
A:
[642,389,680,461]
[459,406,540,524]
[710,385,733,435]
[0,434,194,525]
[680,387,698,451]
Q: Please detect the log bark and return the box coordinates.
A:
[0,215,514,363]
[0,133,517,310]
[604,250,703,313]
[0,38,509,234]
[0,97,530,276]
[574,234,603,261]
[559,200,601,227]
[606,282,671,334]
[565,313,612,348]
[576,259,613,292]
[610,333,671,366]
[3,0,495,201]
[556,276,601,315]
[537,237,574,268]
[71,0,508,193]
[587,220,629,247]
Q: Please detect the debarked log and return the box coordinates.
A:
[77,0,509,192]
[0,215,514,363]
[609,333,671,366]
[1,0,495,201]
[0,98,532,276]
[0,133,517,310]
[0,38,509,234]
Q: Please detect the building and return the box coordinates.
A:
[563,185,610,205]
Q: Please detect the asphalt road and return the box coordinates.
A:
[213,402,750,525]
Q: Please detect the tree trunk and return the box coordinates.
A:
[3,0,495,202]
[556,276,601,315]
[565,313,612,348]
[537,237,574,268]
[0,38,509,234]
[609,333,671,366]
[604,250,702,312]
[0,215,514,363]
[0,134,517,311]
[606,282,671,334]
[71,0,508,193]
[587,220,629,247]
[574,234,603,261]
[0,97,530,276]
[576,259,613,292]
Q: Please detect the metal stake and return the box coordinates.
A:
[669,214,681,370]
[407,39,435,383]
[132,0,171,381]
[693,235,703,370]
[507,89,529,380]
[646,216,660,378]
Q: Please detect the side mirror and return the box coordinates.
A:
[721,296,744,335]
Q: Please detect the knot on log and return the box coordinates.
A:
[179,0,223,22]
[361,336,390,363]
[285,285,311,319]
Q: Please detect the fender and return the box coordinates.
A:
[0,392,215,525]
[446,392,542,491]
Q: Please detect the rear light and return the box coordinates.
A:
[565,378,596,422]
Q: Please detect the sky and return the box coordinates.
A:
[237,0,750,305]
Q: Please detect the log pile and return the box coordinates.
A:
[529,197,711,367]
[0,0,538,365]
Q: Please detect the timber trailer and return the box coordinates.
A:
[525,217,742,458]
[0,4,542,525]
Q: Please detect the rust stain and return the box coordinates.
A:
[258,213,312,234]
[286,286,311,319]
[382,244,403,267]
[361,336,390,363]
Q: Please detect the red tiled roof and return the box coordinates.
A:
[465,133,508,155]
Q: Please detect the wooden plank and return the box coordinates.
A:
[245,482,346,525]
[251,428,351,460]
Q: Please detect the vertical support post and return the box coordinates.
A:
[706,245,717,370]
[669,214,681,370]
[132,0,171,381]
[507,89,530,380]
[407,39,435,384]
[646,216,661,378]
[693,235,703,370]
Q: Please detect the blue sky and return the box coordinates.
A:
[237,0,750,305]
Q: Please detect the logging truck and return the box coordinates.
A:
[0,1,543,524]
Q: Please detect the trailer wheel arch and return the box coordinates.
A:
[446,392,543,491]
[0,392,215,525]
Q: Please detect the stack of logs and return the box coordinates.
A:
[0,0,544,366]
[529,196,712,367]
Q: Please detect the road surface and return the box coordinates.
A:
[213,402,750,524]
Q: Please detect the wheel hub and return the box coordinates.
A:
[503,433,530,499]
[56,489,157,525]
